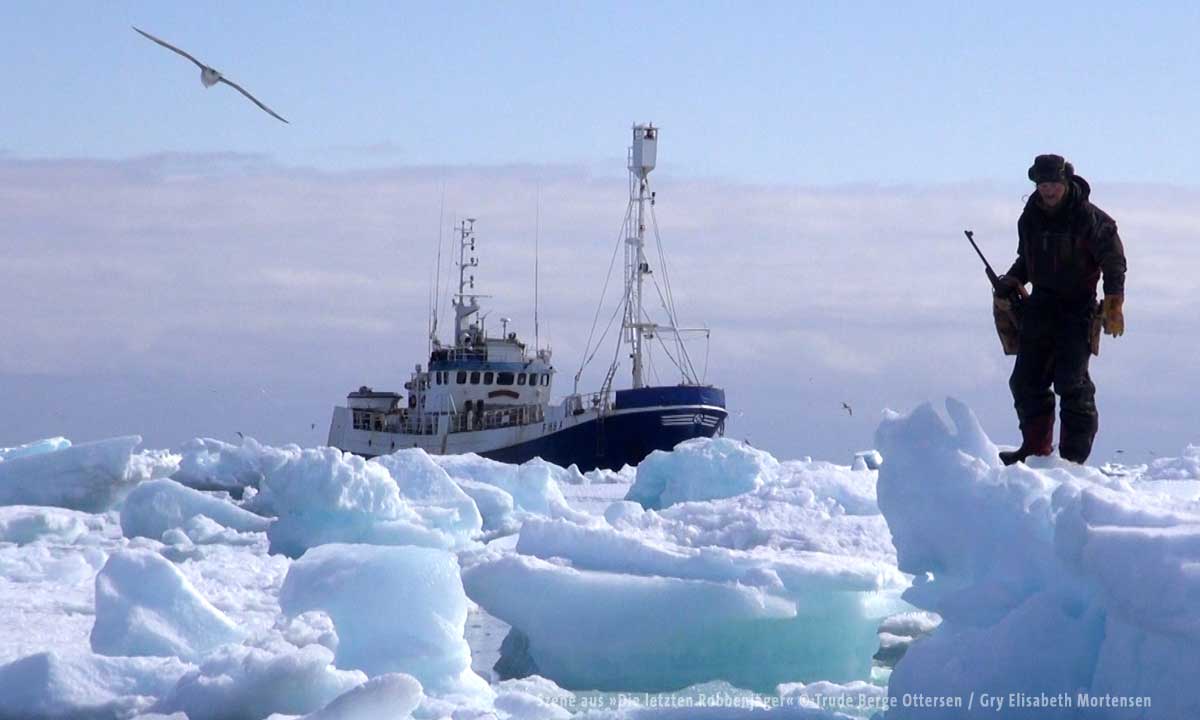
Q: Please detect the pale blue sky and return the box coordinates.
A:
[2,3,1198,462]
[4,2,1199,184]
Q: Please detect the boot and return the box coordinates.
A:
[1000,415,1055,466]
[1059,400,1099,465]
[1059,425,1097,464]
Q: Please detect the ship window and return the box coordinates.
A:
[517,373,526,386]
[541,374,550,386]
[470,371,480,385]
[497,372,514,385]
[484,371,494,385]
[456,371,466,384]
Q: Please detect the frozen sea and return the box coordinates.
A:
[0,399,1197,719]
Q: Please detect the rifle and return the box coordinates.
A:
[964,230,1027,355]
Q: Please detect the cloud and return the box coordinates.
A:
[1,153,1195,460]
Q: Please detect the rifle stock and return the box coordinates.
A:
[964,229,1026,355]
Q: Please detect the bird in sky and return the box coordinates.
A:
[841,402,853,417]
[132,26,289,124]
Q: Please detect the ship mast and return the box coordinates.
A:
[452,219,481,345]
[582,123,706,399]
[625,124,657,389]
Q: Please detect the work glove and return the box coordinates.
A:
[994,274,1023,298]
[993,274,1022,311]
[1102,294,1125,337]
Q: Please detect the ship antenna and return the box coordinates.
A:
[452,218,481,346]
[534,182,541,353]
[429,183,446,354]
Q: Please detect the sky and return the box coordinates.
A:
[2,2,1198,463]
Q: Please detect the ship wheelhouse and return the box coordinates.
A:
[418,326,555,434]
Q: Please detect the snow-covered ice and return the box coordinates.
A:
[299,672,423,720]
[0,436,177,512]
[625,437,779,510]
[120,479,269,541]
[0,651,189,720]
[370,450,484,542]
[247,446,463,557]
[152,644,365,720]
[278,542,490,698]
[0,506,94,546]
[0,437,72,462]
[91,549,243,661]
[0,417,1196,718]
[465,444,907,693]
[172,437,295,495]
[877,398,1200,719]
[435,454,590,532]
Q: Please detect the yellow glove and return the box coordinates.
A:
[1102,294,1124,337]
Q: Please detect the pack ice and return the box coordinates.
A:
[0,410,1197,719]
[876,399,1200,719]
[464,437,908,693]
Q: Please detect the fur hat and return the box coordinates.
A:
[1028,154,1074,183]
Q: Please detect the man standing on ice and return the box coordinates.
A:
[994,154,1127,465]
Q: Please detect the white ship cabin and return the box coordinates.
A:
[343,218,558,440]
[347,319,554,437]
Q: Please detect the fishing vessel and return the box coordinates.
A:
[327,124,727,471]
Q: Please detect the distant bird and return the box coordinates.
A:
[310,423,316,430]
[235,431,245,440]
[841,402,853,417]
[132,26,289,124]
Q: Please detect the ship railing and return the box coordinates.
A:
[385,411,438,435]
[433,347,489,363]
[567,391,612,415]
[382,403,548,436]
[448,403,545,434]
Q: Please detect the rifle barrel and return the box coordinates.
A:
[964,230,991,268]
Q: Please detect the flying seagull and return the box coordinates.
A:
[841,402,853,417]
[132,26,288,124]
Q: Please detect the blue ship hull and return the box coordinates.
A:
[483,385,727,472]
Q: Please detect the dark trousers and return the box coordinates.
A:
[1008,293,1099,462]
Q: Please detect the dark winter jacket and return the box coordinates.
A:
[1006,175,1126,301]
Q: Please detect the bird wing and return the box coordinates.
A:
[218,77,289,124]
[132,26,208,70]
